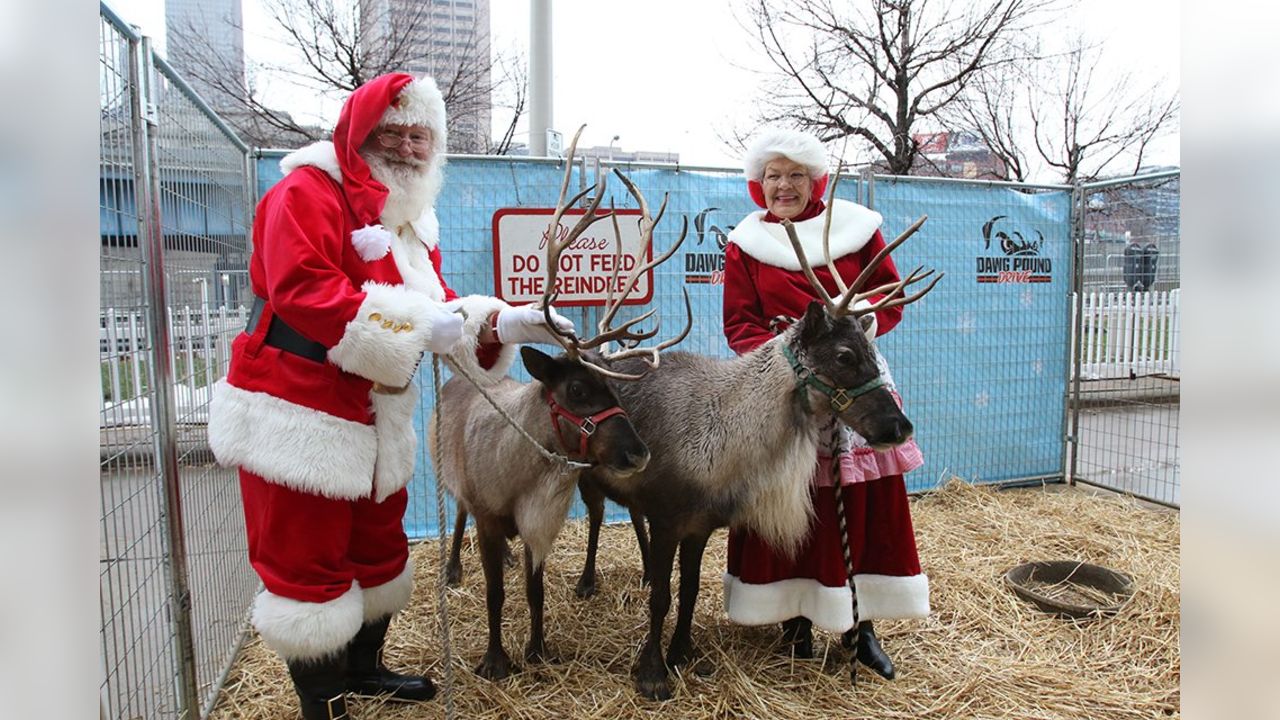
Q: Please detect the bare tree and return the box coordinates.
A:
[942,61,1034,181]
[170,0,525,152]
[1027,36,1179,183]
[738,0,1055,174]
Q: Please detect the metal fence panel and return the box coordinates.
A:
[99,4,257,717]
[1069,172,1181,506]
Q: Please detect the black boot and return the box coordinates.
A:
[286,651,350,720]
[853,621,895,679]
[346,617,437,701]
[779,617,814,659]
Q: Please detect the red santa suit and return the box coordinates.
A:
[721,196,930,633]
[208,73,514,662]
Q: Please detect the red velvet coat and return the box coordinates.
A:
[721,199,930,631]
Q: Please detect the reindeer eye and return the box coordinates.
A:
[567,381,588,402]
[835,349,856,366]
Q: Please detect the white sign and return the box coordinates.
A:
[492,208,652,307]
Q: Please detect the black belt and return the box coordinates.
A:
[249,296,328,363]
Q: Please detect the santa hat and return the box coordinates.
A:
[331,73,449,259]
[743,129,830,209]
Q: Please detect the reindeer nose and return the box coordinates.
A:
[892,418,914,444]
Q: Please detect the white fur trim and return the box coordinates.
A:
[381,76,448,156]
[727,199,883,270]
[371,386,419,502]
[388,225,445,300]
[744,129,828,180]
[853,573,931,620]
[208,380,375,500]
[280,141,342,183]
[443,295,517,384]
[722,573,855,633]
[352,225,395,261]
[328,282,442,387]
[362,561,414,621]
[252,584,364,662]
[409,207,441,251]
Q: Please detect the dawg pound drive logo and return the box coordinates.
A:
[975,215,1053,284]
[682,207,735,285]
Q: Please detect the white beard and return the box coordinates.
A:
[365,154,436,228]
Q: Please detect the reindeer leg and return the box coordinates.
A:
[445,507,468,587]
[524,544,556,663]
[629,505,651,586]
[575,479,605,599]
[665,531,709,673]
[475,520,517,680]
[632,525,678,701]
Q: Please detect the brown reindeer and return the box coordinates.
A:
[574,209,940,700]
[430,129,690,680]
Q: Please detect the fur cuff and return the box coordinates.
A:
[444,295,517,384]
[362,561,415,622]
[328,281,441,387]
[728,199,882,270]
[371,385,420,502]
[208,380,375,500]
[722,573,856,633]
[252,584,363,662]
[853,573,931,620]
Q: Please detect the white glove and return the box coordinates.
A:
[423,304,465,354]
[495,305,576,345]
[853,298,878,340]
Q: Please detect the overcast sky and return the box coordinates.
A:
[107,0,1178,176]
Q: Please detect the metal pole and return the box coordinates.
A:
[1064,183,1088,488]
[130,33,201,719]
[528,0,552,156]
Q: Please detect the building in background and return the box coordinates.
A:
[165,0,245,111]
[362,0,493,153]
[911,130,1008,180]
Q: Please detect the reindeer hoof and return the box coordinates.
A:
[634,674,672,701]
[633,663,672,701]
[445,562,462,587]
[574,576,597,599]
[475,651,517,681]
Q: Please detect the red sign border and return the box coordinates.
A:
[492,207,652,307]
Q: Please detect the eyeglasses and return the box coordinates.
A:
[762,171,810,188]
[375,129,433,150]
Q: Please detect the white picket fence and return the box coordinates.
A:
[100,305,250,426]
[1074,289,1180,380]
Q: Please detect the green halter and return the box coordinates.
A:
[783,345,886,413]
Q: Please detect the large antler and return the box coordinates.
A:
[539,126,691,380]
[780,167,941,319]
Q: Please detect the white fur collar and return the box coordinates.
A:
[280,141,342,183]
[727,199,882,270]
[409,209,440,251]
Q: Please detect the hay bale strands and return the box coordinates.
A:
[211,480,1179,719]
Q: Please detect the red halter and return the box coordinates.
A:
[545,391,628,459]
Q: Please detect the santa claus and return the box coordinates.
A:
[721,128,930,680]
[208,73,570,719]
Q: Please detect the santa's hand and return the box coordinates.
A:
[495,305,575,345]
[423,304,465,354]
[853,299,878,340]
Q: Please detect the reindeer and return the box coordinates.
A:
[429,129,690,680]
[572,204,941,700]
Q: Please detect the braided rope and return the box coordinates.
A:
[444,356,592,472]
[430,356,456,720]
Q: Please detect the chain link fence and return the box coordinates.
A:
[99,4,258,718]
[1068,171,1181,506]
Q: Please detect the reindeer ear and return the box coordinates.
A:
[798,300,831,343]
[520,346,559,384]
